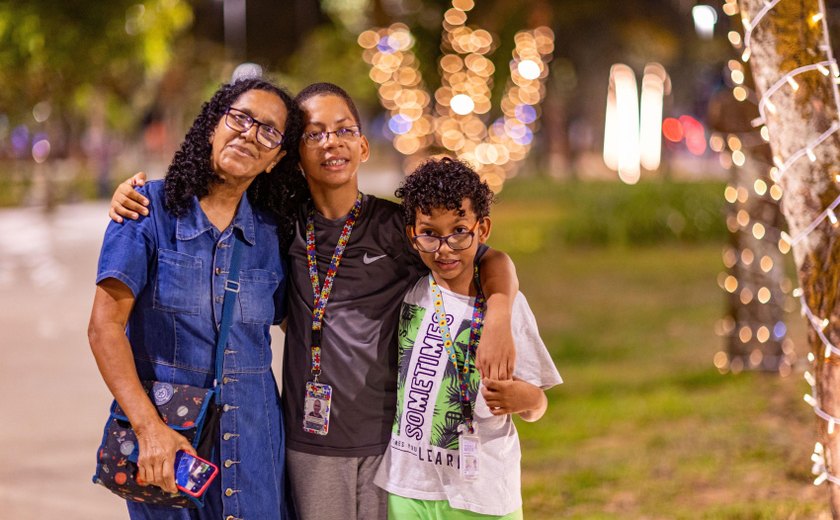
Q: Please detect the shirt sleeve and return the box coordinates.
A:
[95,186,157,298]
[510,292,563,390]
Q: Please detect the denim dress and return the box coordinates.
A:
[96,180,287,520]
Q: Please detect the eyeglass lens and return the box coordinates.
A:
[226,109,283,149]
[414,232,474,253]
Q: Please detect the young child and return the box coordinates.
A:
[375,157,562,519]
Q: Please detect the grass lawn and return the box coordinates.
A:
[488,190,827,519]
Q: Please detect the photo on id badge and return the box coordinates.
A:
[303,381,332,435]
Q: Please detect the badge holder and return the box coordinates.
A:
[459,423,480,481]
[303,329,332,436]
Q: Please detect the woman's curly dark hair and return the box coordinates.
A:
[164,77,309,250]
[395,157,495,226]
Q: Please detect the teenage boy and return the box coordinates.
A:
[375,157,562,519]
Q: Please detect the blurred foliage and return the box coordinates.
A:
[0,0,192,142]
[489,178,727,253]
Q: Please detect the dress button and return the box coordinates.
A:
[215,267,222,275]
[225,516,236,520]
[225,488,234,497]
[224,459,234,468]
[223,432,239,440]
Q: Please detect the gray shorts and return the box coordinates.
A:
[286,449,387,520]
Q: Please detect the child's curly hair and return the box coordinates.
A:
[164,77,308,250]
[396,157,494,226]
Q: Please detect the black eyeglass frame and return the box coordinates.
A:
[410,220,481,253]
[301,126,362,148]
[224,107,285,150]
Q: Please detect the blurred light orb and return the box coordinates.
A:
[388,114,413,135]
[231,63,263,81]
[774,321,787,339]
[32,101,51,123]
[450,94,475,115]
[514,104,537,124]
[662,118,683,142]
[512,126,533,145]
[32,138,50,163]
[517,59,541,80]
[692,5,718,39]
[11,125,29,154]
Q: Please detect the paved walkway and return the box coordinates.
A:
[0,202,288,519]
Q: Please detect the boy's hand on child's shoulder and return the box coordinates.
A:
[481,378,543,417]
[476,320,515,381]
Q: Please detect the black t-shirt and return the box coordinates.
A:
[282,195,427,456]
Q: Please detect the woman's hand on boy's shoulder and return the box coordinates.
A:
[109,172,150,223]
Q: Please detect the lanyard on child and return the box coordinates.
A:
[427,265,486,435]
[305,192,363,380]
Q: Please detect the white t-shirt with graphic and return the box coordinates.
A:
[374,276,563,516]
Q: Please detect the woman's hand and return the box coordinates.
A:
[481,378,547,422]
[134,420,197,493]
[89,280,194,493]
[109,172,149,223]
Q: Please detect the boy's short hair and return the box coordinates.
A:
[396,157,494,226]
[295,82,363,132]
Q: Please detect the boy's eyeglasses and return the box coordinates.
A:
[225,108,285,150]
[411,220,480,253]
[301,126,361,148]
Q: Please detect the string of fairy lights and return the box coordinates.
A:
[357,0,553,191]
[727,0,840,488]
[713,12,794,374]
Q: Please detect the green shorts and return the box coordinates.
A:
[387,493,524,520]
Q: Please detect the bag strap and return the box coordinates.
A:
[214,232,245,402]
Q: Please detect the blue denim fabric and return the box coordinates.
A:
[97,180,287,520]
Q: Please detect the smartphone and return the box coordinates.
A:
[174,450,219,498]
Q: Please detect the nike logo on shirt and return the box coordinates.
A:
[363,253,388,264]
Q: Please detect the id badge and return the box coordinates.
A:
[459,433,480,481]
[303,381,332,435]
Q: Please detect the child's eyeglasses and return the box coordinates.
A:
[224,108,285,149]
[411,220,480,253]
[301,126,361,147]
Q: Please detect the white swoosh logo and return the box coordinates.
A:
[363,253,387,264]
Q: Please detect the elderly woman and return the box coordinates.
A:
[88,78,302,519]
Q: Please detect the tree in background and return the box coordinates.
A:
[0,0,191,202]
[739,0,840,514]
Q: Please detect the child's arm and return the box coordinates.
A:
[110,172,150,223]
[477,249,518,380]
[480,377,548,422]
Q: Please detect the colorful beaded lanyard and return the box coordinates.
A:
[427,265,486,435]
[306,192,363,380]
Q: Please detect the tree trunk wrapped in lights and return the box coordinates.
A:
[708,58,791,374]
[738,0,840,513]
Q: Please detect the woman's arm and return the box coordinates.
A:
[480,377,548,422]
[477,248,518,380]
[109,172,150,223]
[88,279,195,493]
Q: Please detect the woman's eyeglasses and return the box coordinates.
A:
[225,107,284,150]
[301,126,361,148]
[411,220,480,253]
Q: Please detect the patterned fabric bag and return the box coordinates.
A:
[92,232,245,508]
[92,381,220,508]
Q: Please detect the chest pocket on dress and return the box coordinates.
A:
[153,249,203,315]
[239,269,280,325]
